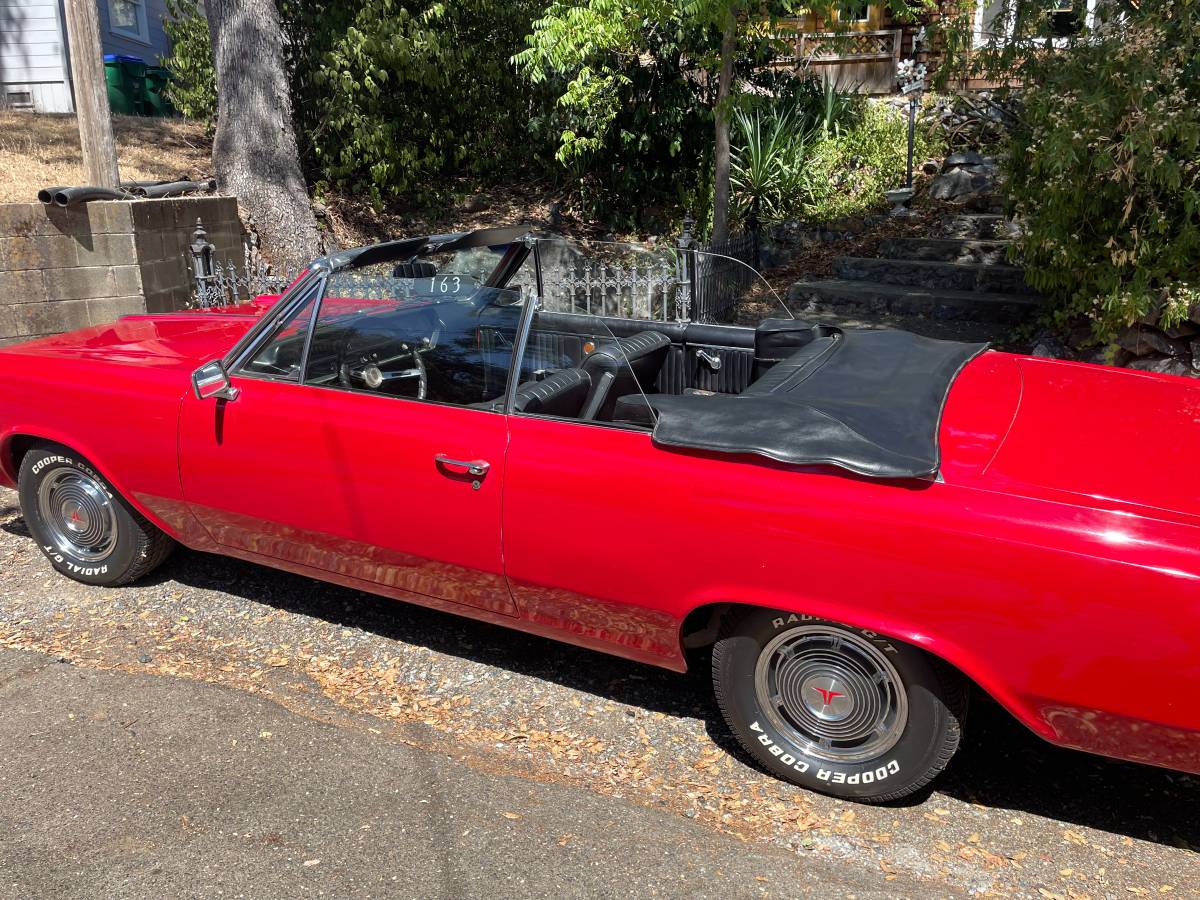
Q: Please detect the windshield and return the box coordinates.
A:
[240,252,523,407]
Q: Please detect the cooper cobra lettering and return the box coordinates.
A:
[750,720,899,782]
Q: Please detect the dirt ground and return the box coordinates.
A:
[0,487,1196,898]
[0,113,212,204]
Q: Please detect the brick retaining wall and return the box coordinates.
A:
[0,197,244,345]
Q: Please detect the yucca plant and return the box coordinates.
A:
[813,75,860,138]
[730,104,814,225]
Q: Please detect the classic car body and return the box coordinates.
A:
[1,226,1197,800]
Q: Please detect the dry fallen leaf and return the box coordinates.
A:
[501,812,522,820]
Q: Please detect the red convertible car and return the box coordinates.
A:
[1,226,1197,802]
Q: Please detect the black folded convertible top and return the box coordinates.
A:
[642,327,988,479]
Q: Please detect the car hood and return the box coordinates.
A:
[943,352,1200,519]
[0,310,263,372]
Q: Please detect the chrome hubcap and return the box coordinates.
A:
[37,469,117,562]
[754,625,908,763]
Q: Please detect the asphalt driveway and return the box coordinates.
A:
[0,487,1196,898]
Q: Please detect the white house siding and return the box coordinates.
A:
[1,0,174,114]
[0,0,72,112]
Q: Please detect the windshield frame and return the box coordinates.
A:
[221,226,532,378]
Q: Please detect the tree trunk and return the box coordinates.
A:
[206,0,321,273]
[63,0,119,188]
[711,6,737,244]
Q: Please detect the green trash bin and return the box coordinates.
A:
[142,66,176,117]
[102,54,146,115]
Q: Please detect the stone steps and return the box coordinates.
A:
[786,208,1038,335]
[833,256,1033,295]
[877,237,1012,265]
[788,279,1041,324]
[941,214,1018,241]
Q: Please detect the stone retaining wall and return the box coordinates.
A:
[0,197,244,345]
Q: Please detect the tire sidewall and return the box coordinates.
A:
[716,610,951,800]
[18,447,140,586]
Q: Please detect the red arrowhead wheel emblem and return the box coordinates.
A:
[813,687,844,705]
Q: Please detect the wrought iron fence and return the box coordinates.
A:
[690,227,760,324]
[185,216,760,324]
[536,237,691,322]
[187,218,296,308]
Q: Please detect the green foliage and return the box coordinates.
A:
[731,105,810,223]
[800,99,941,223]
[730,80,864,224]
[160,0,216,122]
[513,0,936,230]
[513,0,723,226]
[1001,1,1200,336]
[282,0,555,206]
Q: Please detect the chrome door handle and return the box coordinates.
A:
[434,455,490,477]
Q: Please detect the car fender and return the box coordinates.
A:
[677,586,1059,743]
[0,423,186,542]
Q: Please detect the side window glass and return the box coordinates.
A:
[304,259,523,408]
[508,239,678,427]
[239,285,321,381]
[509,308,668,428]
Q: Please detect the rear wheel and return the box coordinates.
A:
[18,443,174,586]
[712,608,967,802]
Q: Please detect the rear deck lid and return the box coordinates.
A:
[982,356,1200,518]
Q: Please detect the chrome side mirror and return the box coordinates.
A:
[192,360,240,401]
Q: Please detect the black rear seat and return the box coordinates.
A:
[474,368,591,416]
[579,331,671,421]
[743,334,839,395]
[611,327,840,426]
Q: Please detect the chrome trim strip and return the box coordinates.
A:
[501,240,543,416]
[225,269,326,376]
[221,265,322,371]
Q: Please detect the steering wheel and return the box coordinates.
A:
[337,345,428,399]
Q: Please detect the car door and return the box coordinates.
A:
[178,270,519,617]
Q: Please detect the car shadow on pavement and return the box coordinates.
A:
[940,699,1198,851]
[154,548,1200,852]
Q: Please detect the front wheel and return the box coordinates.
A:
[712,609,967,802]
[18,443,175,587]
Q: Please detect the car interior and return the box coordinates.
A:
[501,313,838,428]
[238,241,840,432]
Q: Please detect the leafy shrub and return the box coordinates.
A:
[732,76,872,225]
[513,1,715,229]
[1002,3,1200,335]
[799,99,942,223]
[282,0,556,206]
[161,0,216,122]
